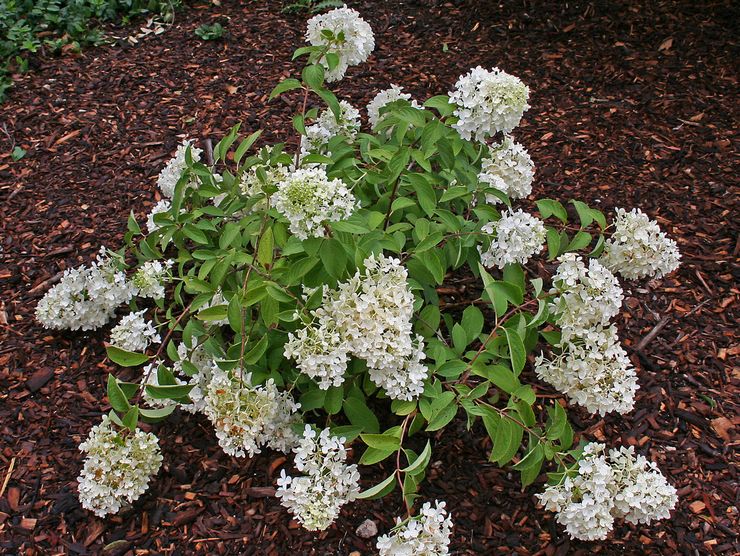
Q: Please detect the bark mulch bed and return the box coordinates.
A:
[0,0,738,554]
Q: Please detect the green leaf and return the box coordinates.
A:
[257,227,274,266]
[269,78,302,100]
[197,305,228,321]
[546,227,561,260]
[426,402,457,431]
[473,363,520,394]
[107,375,130,412]
[461,305,484,343]
[356,474,397,499]
[567,231,592,252]
[423,95,455,117]
[182,225,209,245]
[324,386,343,415]
[344,397,380,433]
[145,383,194,400]
[244,335,269,365]
[504,328,527,375]
[139,405,176,422]
[536,199,568,223]
[121,406,139,431]
[361,434,401,451]
[319,238,347,279]
[106,346,149,367]
[302,63,325,91]
[329,425,363,442]
[234,130,262,166]
[570,200,594,227]
[491,416,523,465]
[359,446,395,465]
[402,440,431,473]
[452,323,468,354]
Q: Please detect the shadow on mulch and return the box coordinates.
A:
[0,0,738,554]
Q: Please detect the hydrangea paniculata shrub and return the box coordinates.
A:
[36,6,682,548]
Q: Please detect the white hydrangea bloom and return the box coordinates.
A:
[239,164,290,212]
[535,325,638,415]
[301,100,361,155]
[600,208,681,280]
[285,254,429,400]
[377,500,453,556]
[276,426,360,531]
[132,260,173,300]
[537,442,616,541]
[172,339,214,414]
[77,416,162,517]
[305,6,374,82]
[284,323,349,389]
[478,135,535,202]
[478,209,546,268]
[157,140,202,198]
[608,446,678,525]
[146,199,171,234]
[109,310,160,353]
[273,166,356,240]
[538,442,676,541]
[203,366,300,457]
[549,253,623,341]
[36,247,133,331]
[366,84,420,128]
[449,66,530,142]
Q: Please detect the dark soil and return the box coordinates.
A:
[1,0,738,554]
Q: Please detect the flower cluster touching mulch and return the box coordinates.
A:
[0,0,738,553]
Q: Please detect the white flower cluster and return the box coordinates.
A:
[449,66,530,142]
[146,199,172,234]
[273,166,356,240]
[535,325,638,415]
[157,140,202,198]
[202,366,300,457]
[132,259,173,300]
[305,6,375,82]
[285,254,429,400]
[600,208,681,280]
[377,500,454,556]
[366,84,420,128]
[301,100,361,156]
[77,416,162,517]
[109,310,160,353]
[172,339,214,414]
[276,426,360,531]
[478,135,535,202]
[36,247,133,331]
[549,253,623,341]
[537,442,677,541]
[478,209,546,268]
[239,163,289,212]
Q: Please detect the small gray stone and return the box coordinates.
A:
[355,518,378,538]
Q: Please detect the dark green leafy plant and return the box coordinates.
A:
[0,0,182,102]
[282,0,344,15]
[194,21,225,41]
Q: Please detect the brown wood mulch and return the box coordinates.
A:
[0,0,738,554]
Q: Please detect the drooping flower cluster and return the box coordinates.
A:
[239,163,290,212]
[600,208,681,280]
[377,500,454,556]
[202,366,301,457]
[109,310,160,353]
[478,135,535,202]
[537,443,677,541]
[478,209,546,268]
[301,100,361,156]
[273,166,357,239]
[449,66,530,142]
[77,416,163,517]
[305,6,375,82]
[366,84,420,128]
[132,260,173,300]
[156,140,202,198]
[276,426,360,531]
[36,247,133,331]
[549,253,624,341]
[535,325,638,415]
[285,254,429,400]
